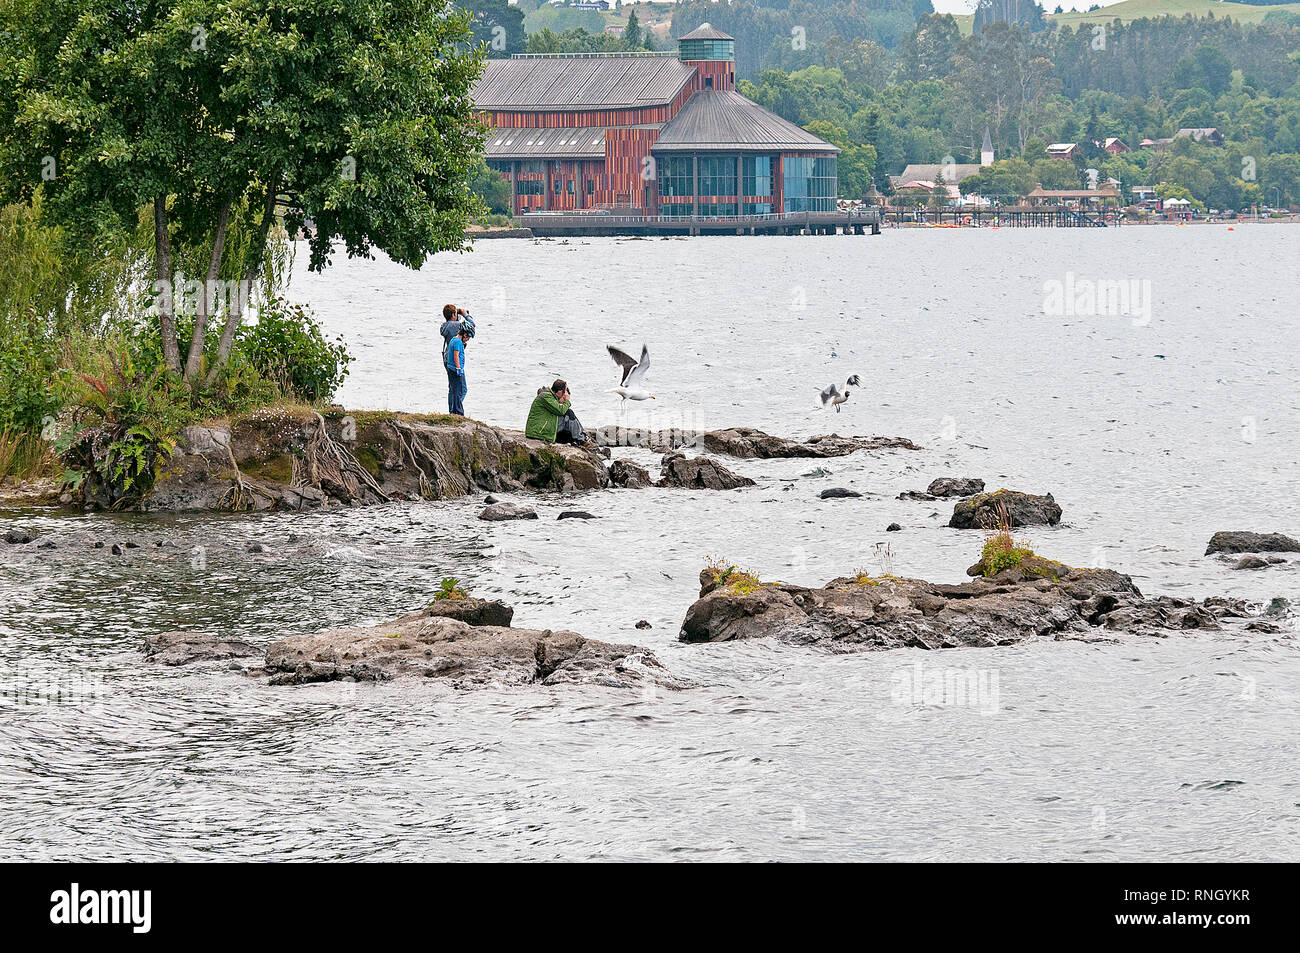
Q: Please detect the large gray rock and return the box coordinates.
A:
[4,529,37,544]
[142,631,262,666]
[680,564,1255,650]
[1206,531,1300,555]
[263,610,687,691]
[478,502,538,521]
[949,490,1062,529]
[422,597,515,627]
[657,452,755,490]
[609,459,652,488]
[927,477,985,498]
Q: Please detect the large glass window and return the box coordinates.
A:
[696,202,737,218]
[698,156,737,197]
[782,155,837,212]
[657,156,693,198]
[742,156,773,197]
[516,180,544,196]
[679,38,735,61]
[660,203,694,218]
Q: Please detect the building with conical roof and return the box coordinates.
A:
[476,24,839,217]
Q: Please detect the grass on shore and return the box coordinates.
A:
[0,429,60,481]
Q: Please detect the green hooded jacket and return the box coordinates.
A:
[525,390,571,443]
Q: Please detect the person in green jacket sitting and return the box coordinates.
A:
[526,379,588,445]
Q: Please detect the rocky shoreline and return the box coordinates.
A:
[2,408,923,513]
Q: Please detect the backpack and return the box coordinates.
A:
[440,314,476,356]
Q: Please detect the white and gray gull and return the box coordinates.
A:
[818,375,860,413]
[607,344,656,404]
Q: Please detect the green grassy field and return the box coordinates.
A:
[953,0,1300,35]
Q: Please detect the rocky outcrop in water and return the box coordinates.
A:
[142,631,262,666]
[478,502,538,521]
[927,477,985,498]
[422,596,515,627]
[657,452,755,490]
[609,459,652,488]
[126,408,611,513]
[263,606,686,690]
[679,562,1258,650]
[594,425,918,458]
[948,490,1063,529]
[1205,531,1300,555]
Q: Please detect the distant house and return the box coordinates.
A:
[604,25,624,36]
[571,1,611,9]
[890,163,983,194]
[1046,143,1080,159]
[1139,138,1157,149]
[1102,138,1129,154]
[1175,127,1224,146]
[1130,185,1159,209]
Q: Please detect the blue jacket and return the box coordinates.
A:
[446,336,466,375]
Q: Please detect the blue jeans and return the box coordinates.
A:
[447,368,466,416]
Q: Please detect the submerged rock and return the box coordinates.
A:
[657,452,755,490]
[819,487,862,499]
[927,477,985,498]
[949,490,1062,529]
[4,529,36,544]
[558,510,598,520]
[680,564,1256,650]
[1206,531,1300,555]
[142,631,262,666]
[608,459,652,489]
[886,523,902,532]
[479,502,538,521]
[594,425,919,458]
[1233,555,1271,570]
[263,608,686,690]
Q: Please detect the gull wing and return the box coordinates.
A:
[819,383,841,406]
[624,344,650,388]
[607,345,639,386]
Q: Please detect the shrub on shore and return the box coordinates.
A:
[977,501,1037,577]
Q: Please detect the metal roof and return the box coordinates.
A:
[475,56,697,111]
[677,23,734,41]
[652,90,839,154]
[485,125,662,160]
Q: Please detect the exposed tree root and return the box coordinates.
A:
[217,445,277,512]
[300,413,389,504]
[393,420,470,499]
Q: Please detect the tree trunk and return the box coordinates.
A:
[184,200,231,383]
[154,197,183,376]
[206,175,279,387]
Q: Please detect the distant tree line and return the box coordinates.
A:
[732,13,1300,208]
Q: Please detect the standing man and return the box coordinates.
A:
[446,325,470,416]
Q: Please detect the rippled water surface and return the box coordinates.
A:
[3,227,1299,861]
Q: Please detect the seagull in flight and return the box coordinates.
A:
[818,375,860,413]
[607,344,655,404]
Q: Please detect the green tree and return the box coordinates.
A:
[625,9,644,50]
[0,0,485,386]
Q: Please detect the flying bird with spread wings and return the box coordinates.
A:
[607,344,655,404]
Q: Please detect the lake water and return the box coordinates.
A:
[2,225,1298,861]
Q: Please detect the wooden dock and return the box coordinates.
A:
[885,206,1114,227]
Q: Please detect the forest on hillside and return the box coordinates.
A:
[459,0,1300,209]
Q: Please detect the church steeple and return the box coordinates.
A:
[981,127,994,167]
